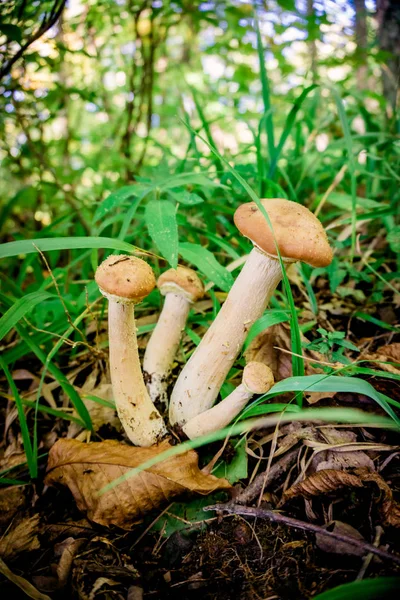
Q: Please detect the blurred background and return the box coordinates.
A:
[0,0,399,235]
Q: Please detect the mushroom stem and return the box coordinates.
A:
[183,361,274,439]
[183,385,252,439]
[169,248,283,426]
[108,300,167,446]
[143,293,191,406]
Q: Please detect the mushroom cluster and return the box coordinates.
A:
[95,198,332,447]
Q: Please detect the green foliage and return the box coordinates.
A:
[0,0,399,483]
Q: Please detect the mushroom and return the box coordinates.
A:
[169,198,333,426]
[183,362,274,439]
[143,266,204,407]
[95,255,167,447]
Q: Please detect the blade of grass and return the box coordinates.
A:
[255,19,275,162]
[0,236,138,259]
[0,357,36,477]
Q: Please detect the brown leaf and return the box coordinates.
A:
[0,515,40,561]
[0,486,27,526]
[316,520,365,557]
[284,467,400,528]
[363,343,400,376]
[45,439,230,528]
[284,469,363,499]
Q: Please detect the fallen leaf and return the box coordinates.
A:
[0,514,40,561]
[284,467,400,527]
[0,486,27,526]
[45,439,230,528]
[284,469,363,499]
[316,520,365,556]
[362,343,400,376]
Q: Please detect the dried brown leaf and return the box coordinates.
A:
[45,439,230,528]
[363,343,400,375]
[0,486,27,526]
[0,515,40,561]
[284,469,363,499]
[285,467,400,528]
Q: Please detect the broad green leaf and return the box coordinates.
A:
[0,291,55,341]
[179,242,234,292]
[94,186,137,221]
[313,577,400,600]
[169,190,204,205]
[213,438,248,483]
[241,403,301,418]
[145,200,179,268]
[0,237,137,259]
[244,310,290,349]
[324,192,384,212]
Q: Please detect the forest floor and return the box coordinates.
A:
[1,285,400,600]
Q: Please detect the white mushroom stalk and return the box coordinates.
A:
[183,362,274,440]
[95,255,167,447]
[169,198,333,427]
[143,266,204,407]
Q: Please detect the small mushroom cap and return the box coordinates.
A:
[242,362,274,395]
[157,266,204,302]
[95,255,156,302]
[234,198,333,268]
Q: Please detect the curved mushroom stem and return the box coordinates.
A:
[182,362,274,439]
[108,300,167,446]
[143,293,191,407]
[182,385,252,439]
[169,248,285,426]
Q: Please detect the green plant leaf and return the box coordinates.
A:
[213,438,248,483]
[0,237,137,259]
[179,242,234,292]
[313,577,400,600]
[145,200,179,268]
[261,374,400,426]
[0,291,55,342]
[244,310,290,349]
[94,186,137,221]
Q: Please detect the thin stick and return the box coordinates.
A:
[205,504,400,566]
[234,448,299,505]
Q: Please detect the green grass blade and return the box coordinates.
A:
[0,357,36,478]
[255,19,275,161]
[0,237,137,259]
[0,291,55,342]
[244,310,290,349]
[268,84,318,178]
[261,374,400,426]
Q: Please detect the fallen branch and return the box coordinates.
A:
[234,448,299,505]
[205,503,400,566]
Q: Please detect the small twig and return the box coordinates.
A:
[205,504,400,565]
[234,448,299,505]
[357,525,384,580]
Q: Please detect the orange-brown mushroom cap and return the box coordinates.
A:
[157,266,204,302]
[95,255,156,302]
[234,198,333,268]
[243,362,274,395]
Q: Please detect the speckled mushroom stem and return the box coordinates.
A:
[183,362,274,439]
[143,293,191,407]
[107,299,167,447]
[169,248,284,426]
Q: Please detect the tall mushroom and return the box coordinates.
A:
[183,362,274,439]
[143,266,204,407]
[169,198,333,427]
[95,255,167,447]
